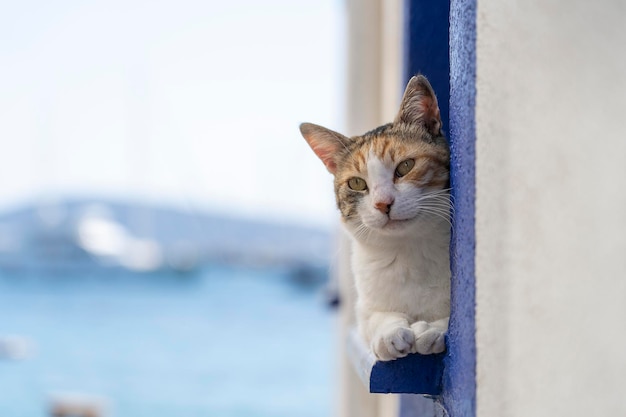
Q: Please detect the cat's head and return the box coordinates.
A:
[300,75,450,241]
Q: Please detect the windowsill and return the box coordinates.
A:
[347,328,444,395]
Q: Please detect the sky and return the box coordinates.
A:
[0,0,343,227]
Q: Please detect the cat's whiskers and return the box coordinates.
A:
[421,188,452,198]
[414,190,450,201]
[419,207,452,226]
[417,198,452,210]
[416,192,452,208]
[423,203,455,216]
[355,222,374,243]
[420,201,453,221]
[414,190,454,226]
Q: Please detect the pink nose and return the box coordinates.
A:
[374,199,393,214]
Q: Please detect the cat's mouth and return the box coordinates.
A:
[383,217,414,229]
[356,214,420,234]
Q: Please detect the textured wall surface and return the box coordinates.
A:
[443,0,476,416]
[476,1,626,416]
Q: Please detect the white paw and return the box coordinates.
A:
[411,321,446,354]
[372,326,415,361]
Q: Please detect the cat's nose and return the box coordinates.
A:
[374,199,394,215]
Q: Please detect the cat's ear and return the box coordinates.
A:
[300,122,349,175]
[394,75,442,136]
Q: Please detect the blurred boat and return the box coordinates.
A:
[0,198,330,277]
[75,206,198,273]
[0,200,200,275]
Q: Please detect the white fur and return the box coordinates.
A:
[345,151,451,360]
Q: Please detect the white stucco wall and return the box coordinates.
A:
[476,1,626,416]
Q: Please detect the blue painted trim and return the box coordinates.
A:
[403,0,450,134]
[370,353,444,395]
[403,0,477,416]
[443,0,477,416]
[347,329,444,395]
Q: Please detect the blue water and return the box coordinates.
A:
[0,267,334,417]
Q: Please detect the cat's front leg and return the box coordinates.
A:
[361,312,415,361]
[410,317,449,354]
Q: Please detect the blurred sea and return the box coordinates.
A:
[0,266,333,417]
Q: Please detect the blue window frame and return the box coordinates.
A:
[404,0,477,415]
[347,2,477,415]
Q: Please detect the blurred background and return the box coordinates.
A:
[0,1,344,416]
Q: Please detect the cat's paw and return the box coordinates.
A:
[411,321,446,354]
[372,326,415,361]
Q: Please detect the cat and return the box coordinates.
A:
[299,75,451,361]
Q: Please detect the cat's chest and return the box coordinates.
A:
[353,242,447,286]
[351,235,450,320]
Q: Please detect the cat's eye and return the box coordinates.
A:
[348,177,367,191]
[395,159,415,178]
